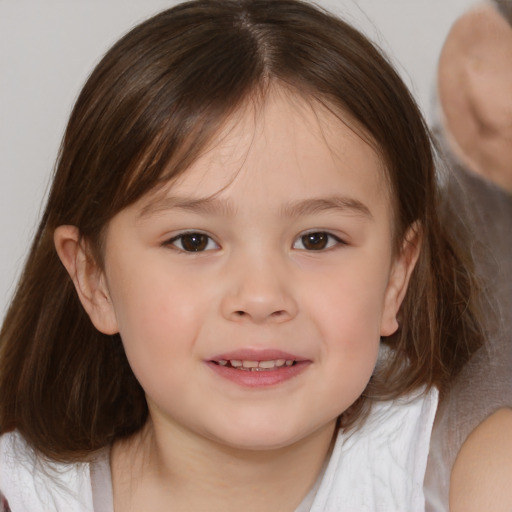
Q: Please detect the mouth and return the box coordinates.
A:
[212,359,298,371]
[207,350,309,387]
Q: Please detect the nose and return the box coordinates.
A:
[220,254,298,324]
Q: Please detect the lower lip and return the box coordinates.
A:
[206,361,310,388]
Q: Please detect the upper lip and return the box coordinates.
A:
[208,349,306,362]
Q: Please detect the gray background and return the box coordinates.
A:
[0,0,479,319]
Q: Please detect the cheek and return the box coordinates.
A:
[109,255,209,332]
[106,262,210,387]
[305,259,390,344]
[301,261,388,402]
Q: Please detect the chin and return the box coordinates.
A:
[204,419,326,453]
[217,435,301,453]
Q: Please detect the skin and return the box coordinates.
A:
[450,408,512,512]
[55,88,419,511]
[438,3,512,193]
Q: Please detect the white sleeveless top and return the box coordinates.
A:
[0,388,438,512]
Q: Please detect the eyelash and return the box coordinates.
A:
[292,231,346,251]
[165,230,346,253]
[166,232,220,252]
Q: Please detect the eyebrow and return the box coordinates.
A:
[139,195,236,218]
[139,195,372,220]
[280,196,373,220]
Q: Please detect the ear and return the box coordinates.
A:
[438,4,512,193]
[54,225,119,335]
[380,225,421,337]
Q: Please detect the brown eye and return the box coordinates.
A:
[293,232,342,251]
[170,233,218,252]
[301,232,328,250]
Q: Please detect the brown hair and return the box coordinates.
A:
[0,0,483,461]
[494,0,512,23]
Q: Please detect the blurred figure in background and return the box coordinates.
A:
[426,2,512,510]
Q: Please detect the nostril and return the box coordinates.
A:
[228,307,295,323]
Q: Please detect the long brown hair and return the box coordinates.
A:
[0,0,483,461]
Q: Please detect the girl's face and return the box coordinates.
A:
[93,89,416,451]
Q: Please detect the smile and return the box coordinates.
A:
[215,359,296,371]
[207,350,309,387]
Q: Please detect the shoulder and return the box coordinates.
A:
[310,389,438,511]
[0,431,24,511]
[450,408,512,512]
[0,430,95,511]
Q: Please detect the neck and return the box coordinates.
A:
[112,416,336,512]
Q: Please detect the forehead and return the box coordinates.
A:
[138,87,389,217]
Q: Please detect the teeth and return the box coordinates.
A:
[242,360,259,368]
[218,359,296,370]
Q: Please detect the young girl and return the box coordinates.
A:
[0,1,483,510]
